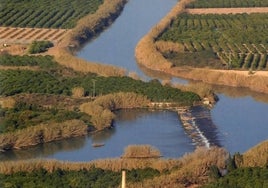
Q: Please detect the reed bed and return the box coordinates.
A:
[50,0,128,77]
[0,120,88,151]
[80,92,150,129]
[0,146,227,174]
[135,0,193,71]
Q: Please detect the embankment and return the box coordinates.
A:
[0,147,228,187]
[0,120,88,152]
[135,0,268,94]
[47,0,128,77]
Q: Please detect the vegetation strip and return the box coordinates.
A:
[186,7,268,14]
[0,142,267,187]
[186,0,268,8]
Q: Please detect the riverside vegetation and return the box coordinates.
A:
[1,0,267,187]
[0,54,200,151]
[0,142,267,187]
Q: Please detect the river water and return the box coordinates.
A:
[1,0,268,162]
[78,0,268,154]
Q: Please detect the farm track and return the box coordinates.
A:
[0,27,69,44]
[186,7,268,14]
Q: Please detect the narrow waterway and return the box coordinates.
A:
[1,0,268,162]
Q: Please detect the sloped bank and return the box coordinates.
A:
[135,0,268,94]
[48,0,128,77]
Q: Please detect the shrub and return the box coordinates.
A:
[122,145,161,158]
[28,41,54,54]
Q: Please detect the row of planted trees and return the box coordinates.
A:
[186,0,268,8]
[0,0,103,29]
[158,13,268,70]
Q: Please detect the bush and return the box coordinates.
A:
[122,145,161,158]
[28,41,54,54]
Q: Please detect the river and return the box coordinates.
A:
[1,0,268,162]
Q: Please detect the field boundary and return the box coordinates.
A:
[186,7,268,14]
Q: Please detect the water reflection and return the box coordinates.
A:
[91,128,115,144]
[137,63,189,84]
[212,84,268,104]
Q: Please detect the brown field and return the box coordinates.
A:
[0,27,69,44]
[186,7,268,14]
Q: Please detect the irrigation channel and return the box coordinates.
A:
[1,0,268,161]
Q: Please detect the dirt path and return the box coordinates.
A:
[186,7,268,14]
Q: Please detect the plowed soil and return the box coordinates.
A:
[0,27,69,44]
[186,7,268,14]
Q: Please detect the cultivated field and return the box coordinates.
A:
[0,27,69,44]
[186,7,268,14]
[186,0,268,8]
[158,11,268,70]
[0,0,103,29]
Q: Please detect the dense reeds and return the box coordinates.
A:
[2,142,266,186]
[80,92,150,129]
[0,120,88,151]
[51,0,128,77]
[128,147,229,187]
[122,145,161,158]
[135,0,193,71]
[67,0,128,47]
[0,146,226,173]
[242,140,268,167]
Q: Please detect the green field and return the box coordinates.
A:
[0,0,103,28]
[0,167,159,188]
[186,0,268,8]
[0,55,200,104]
[158,13,268,70]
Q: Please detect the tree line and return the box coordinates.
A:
[0,0,103,28]
[186,0,268,8]
[158,13,268,70]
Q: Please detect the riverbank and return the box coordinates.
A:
[46,0,128,77]
[0,141,267,187]
[135,0,268,94]
[0,120,88,152]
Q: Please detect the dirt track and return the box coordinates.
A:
[186,7,268,14]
